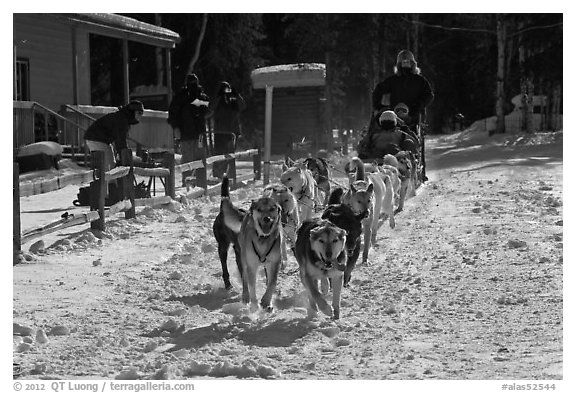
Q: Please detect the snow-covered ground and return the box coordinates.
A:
[10,128,566,389]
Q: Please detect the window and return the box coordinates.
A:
[15,57,30,101]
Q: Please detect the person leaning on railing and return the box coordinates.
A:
[84,100,145,171]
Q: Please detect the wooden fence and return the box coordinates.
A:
[13,148,261,265]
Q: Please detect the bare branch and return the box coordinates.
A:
[187,14,209,74]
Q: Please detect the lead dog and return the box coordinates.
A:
[343,157,395,263]
[222,193,283,312]
[212,176,246,289]
[295,218,347,320]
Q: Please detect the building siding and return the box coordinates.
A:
[253,86,325,155]
[14,14,74,112]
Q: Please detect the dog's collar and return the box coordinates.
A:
[252,236,279,264]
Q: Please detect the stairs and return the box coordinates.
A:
[61,145,90,167]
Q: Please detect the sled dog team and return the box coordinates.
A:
[212,152,419,320]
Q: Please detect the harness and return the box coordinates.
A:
[252,236,279,264]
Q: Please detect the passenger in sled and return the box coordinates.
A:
[357,109,419,161]
[370,49,434,180]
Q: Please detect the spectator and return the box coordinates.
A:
[167,73,210,186]
[84,100,144,171]
[372,49,434,129]
[208,81,245,178]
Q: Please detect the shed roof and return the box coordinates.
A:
[251,63,326,89]
[51,13,180,48]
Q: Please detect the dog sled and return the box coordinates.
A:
[355,110,428,187]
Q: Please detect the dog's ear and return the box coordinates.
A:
[350,183,357,193]
[366,183,374,194]
[310,226,322,241]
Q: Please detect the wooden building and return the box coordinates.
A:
[250,63,328,156]
[13,13,180,151]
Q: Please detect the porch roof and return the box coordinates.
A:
[50,13,181,48]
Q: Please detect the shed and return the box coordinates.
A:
[250,63,327,156]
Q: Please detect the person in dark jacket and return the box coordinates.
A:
[208,81,245,177]
[371,49,434,129]
[167,73,210,186]
[372,49,433,180]
[357,110,416,159]
[84,100,144,171]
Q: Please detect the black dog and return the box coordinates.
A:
[212,176,247,290]
[303,157,331,205]
[321,187,364,287]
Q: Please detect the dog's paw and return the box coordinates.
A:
[394,207,403,215]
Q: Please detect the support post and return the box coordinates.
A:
[263,85,273,185]
[120,149,136,219]
[196,139,208,195]
[164,151,176,199]
[228,158,237,186]
[90,151,106,231]
[14,162,21,265]
[122,38,130,103]
[253,149,261,181]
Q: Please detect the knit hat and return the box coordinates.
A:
[220,81,232,94]
[379,110,397,124]
[397,49,416,64]
[125,100,144,114]
[394,103,409,114]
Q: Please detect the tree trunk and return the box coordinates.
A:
[495,15,507,134]
[519,43,527,132]
[155,14,165,86]
[325,50,333,151]
[411,13,420,59]
[187,14,209,74]
[526,74,534,133]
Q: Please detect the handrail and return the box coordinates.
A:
[63,104,96,122]
[29,101,88,132]
[64,104,150,149]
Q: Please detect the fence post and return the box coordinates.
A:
[120,149,136,219]
[229,157,237,186]
[90,151,106,231]
[341,129,349,156]
[164,152,176,199]
[14,162,21,265]
[253,149,262,181]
